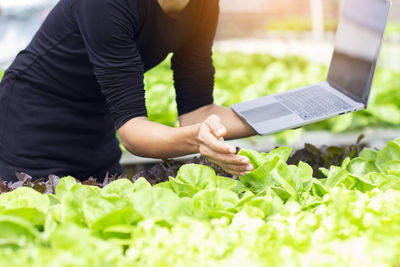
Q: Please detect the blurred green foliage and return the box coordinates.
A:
[1,52,400,136]
[144,53,328,128]
[265,18,339,32]
[386,22,400,39]
[144,52,400,134]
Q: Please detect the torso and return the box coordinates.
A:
[0,0,210,177]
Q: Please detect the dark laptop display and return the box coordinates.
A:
[231,0,391,135]
[327,0,390,104]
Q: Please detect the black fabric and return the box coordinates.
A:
[0,0,219,179]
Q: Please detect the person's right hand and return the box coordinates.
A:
[197,114,253,176]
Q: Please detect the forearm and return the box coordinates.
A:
[179,104,257,140]
[119,113,253,176]
[118,117,200,158]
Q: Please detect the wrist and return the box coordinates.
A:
[185,123,201,154]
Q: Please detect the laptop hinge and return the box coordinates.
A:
[327,79,365,104]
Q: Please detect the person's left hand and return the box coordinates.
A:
[196,114,253,176]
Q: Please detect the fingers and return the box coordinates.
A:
[205,114,227,138]
[198,124,236,154]
[198,114,254,176]
[200,145,253,176]
[200,145,249,165]
[208,158,253,176]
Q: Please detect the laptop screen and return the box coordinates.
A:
[327,0,390,104]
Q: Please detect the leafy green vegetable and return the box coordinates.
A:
[129,186,186,225]
[1,138,400,266]
[288,137,365,178]
[192,188,239,219]
[61,183,100,226]
[0,215,40,248]
[55,176,77,200]
[0,187,50,225]
[375,138,400,173]
[169,164,217,197]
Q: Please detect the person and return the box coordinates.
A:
[0,0,256,182]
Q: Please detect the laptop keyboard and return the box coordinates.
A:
[274,86,353,120]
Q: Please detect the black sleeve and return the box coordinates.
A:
[171,0,219,116]
[73,0,147,129]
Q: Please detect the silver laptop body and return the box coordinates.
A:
[231,0,392,135]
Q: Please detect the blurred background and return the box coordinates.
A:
[215,0,400,68]
[1,0,399,68]
[0,0,400,168]
[0,0,56,68]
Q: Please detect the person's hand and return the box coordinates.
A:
[197,114,253,176]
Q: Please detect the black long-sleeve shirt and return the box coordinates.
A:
[0,0,219,178]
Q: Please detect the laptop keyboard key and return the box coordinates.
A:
[275,86,352,120]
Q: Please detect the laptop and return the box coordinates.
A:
[231,0,392,135]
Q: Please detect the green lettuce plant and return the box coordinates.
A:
[1,137,400,266]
